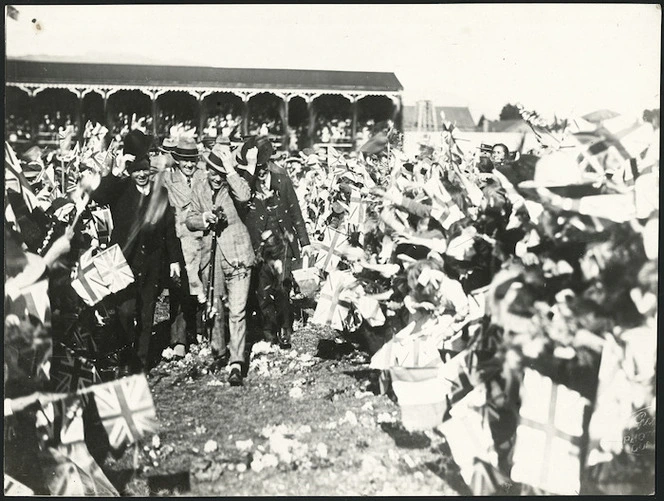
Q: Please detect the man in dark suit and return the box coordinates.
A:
[81,130,182,371]
[237,137,311,348]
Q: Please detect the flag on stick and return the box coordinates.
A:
[91,374,158,450]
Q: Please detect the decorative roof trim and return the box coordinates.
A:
[6,82,401,103]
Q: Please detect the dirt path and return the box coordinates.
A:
[105,314,466,496]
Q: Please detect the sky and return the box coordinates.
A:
[5,4,661,122]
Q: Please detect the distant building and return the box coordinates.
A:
[402,105,476,132]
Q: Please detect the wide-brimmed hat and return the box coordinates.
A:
[171,136,200,161]
[159,136,177,154]
[236,136,274,166]
[123,129,153,160]
[518,151,600,189]
[203,144,230,175]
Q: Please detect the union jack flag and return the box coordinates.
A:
[90,207,114,246]
[71,247,113,306]
[92,244,134,294]
[51,345,100,393]
[53,202,77,223]
[314,227,349,273]
[5,141,39,212]
[12,277,51,327]
[92,374,158,450]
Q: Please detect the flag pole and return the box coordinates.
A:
[61,157,66,194]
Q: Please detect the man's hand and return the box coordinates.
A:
[217,147,235,173]
[245,146,259,167]
[79,170,101,194]
[169,262,181,279]
[203,211,218,228]
[43,226,75,267]
[114,152,135,177]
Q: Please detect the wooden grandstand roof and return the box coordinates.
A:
[6,60,403,94]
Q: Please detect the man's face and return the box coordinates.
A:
[491,146,507,164]
[177,159,196,178]
[256,165,269,183]
[207,168,225,191]
[131,168,151,188]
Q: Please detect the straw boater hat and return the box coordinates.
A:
[171,137,200,162]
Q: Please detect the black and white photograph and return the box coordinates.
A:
[3,3,659,496]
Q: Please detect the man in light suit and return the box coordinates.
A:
[186,144,256,386]
[157,136,207,359]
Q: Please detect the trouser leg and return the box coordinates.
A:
[135,279,158,366]
[225,267,251,366]
[169,285,187,347]
[115,286,138,364]
[210,294,227,356]
[256,263,279,343]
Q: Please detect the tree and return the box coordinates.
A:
[499,103,521,121]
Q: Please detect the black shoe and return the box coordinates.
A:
[278,330,292,350]
[229,366,243,387]
[208,351,230,373]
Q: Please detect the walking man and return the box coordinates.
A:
[186,144,255,386]
[156,136,207,358]
[82,130,182,372]
[238,136,312,348]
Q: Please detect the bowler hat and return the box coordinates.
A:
[236,136,274,166]
[171,136,200,161]
[123,129,153,160]
[127,157,151,174]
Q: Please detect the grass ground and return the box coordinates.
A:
[101,294,466,496]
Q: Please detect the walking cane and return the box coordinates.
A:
[203,228,218,343]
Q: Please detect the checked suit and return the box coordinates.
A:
[186,170,255,366]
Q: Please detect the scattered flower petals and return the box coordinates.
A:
[204,439,218,453]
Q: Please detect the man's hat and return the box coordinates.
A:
[203,144,230,175]
[123,129,153,160]
[236,136,274,166]
[159,136,177,154]
[127,157,151,174]
[171,136,200,161]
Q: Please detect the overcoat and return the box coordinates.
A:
[91,174,182,289]
[157,166,207,296]
[242,163,310,261]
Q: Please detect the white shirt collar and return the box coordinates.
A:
[259,171,272,192]
[136,184,151,196]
